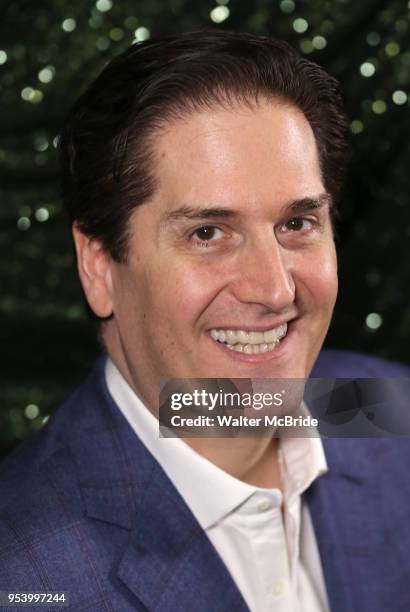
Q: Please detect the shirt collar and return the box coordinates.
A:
[105,357,327,529]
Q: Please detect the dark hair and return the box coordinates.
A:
[58,29,348,263]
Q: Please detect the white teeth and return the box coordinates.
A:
[236,330,265,344]
[210,323,287,355]
[250,331,265,344]
[210,329,219,341]
[209,323,288,349]
[222,340,279,354]
[263,329,278,343]
[226,330,237,344]
[236,330,249,344]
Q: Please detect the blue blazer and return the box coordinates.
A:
[0,351,409,611]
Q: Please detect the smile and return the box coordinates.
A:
[209,324,288,354]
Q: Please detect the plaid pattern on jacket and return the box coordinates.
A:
[1,351,409,611]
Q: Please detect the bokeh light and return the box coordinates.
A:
[293,18,308,34]
[365,313,383,330]
[35,208,50,222]
[360,61,376,77]
[95,0,112,12]
[134,27,150,42]
[210,6,230,23]
[24,404,40,419]
[312,36,327,50]
[392,90,407,105]
[38,66,55,83]
[61,18,76,32]
[280,0,295,14]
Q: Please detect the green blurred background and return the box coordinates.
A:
[1,0,409,457]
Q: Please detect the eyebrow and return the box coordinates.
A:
[161,192,332,225]
[287,193,332,213]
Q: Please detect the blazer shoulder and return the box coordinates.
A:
[312,349,410,378]
[0,357,137,599]
[0,367,101,588]
[0,442,88,583]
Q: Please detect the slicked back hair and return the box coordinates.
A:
[58,29,348,263]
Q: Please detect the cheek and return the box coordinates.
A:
[298,246,338,311]
[162,263,224,325]
[312,250,338,309]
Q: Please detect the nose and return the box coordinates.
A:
[230,235,296,312]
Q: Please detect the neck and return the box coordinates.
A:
[105,340,283,490]
[185,436,282,490]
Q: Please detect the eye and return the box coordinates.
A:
[191,225,224,243]
[279,217,315,233]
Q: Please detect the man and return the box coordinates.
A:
[1,30,409,612]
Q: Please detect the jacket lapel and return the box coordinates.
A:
[68,362,248,611]
[306,438,386,612]
[116,462,248,611]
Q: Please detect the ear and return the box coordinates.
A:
[72,224,114,318]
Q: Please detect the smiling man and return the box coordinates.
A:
[1,30,410,612]
[80,100,337,400]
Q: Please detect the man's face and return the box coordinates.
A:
[104,100,338,407]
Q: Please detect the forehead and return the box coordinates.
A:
[148,100,324,218]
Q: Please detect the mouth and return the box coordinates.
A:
[208,321,293,362]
